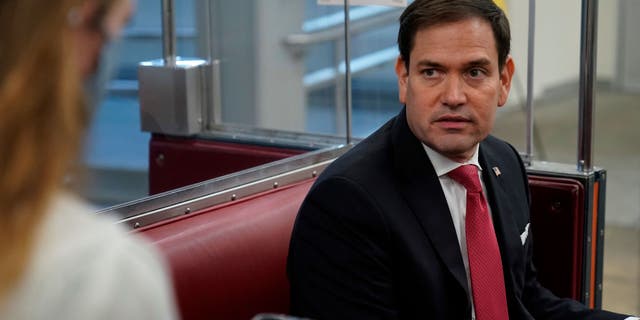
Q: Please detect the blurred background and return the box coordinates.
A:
[81,0,638,314]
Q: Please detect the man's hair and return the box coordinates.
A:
[398,0,511,69]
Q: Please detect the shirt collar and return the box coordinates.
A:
[422,143,482,177]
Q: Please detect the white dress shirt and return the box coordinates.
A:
[423,143,486,319]
[421,143,639,320]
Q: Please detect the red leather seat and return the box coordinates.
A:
[149,135,306,194]
[137,172,591,319]
[528,175,586,301]
[139,179,314,320]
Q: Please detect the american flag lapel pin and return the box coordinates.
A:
[492,166,501,177]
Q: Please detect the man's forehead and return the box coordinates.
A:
[409,18,499,63]
[413,17,494,40]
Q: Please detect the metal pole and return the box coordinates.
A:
[578,0,599,172]
[162,0,176,66]
[525,0,536,165]
[344,0,353,144]
[201,0,222,128]
[203,0,213,62]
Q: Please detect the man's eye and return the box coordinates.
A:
[468,68,485,78]
[422,69,438,77]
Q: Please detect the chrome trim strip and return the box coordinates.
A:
[118,159,334,229]
[528,160,602,178]
[199,124,358,149]
[97,144,353,226]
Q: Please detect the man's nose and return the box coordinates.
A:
[441,75,467,108]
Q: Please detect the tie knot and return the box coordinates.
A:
[448,164,482,193]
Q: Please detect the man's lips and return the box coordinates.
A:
[434,115,472,129]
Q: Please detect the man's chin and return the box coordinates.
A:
[431,141,478,162]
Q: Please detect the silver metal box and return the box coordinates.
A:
[139,59,209,136]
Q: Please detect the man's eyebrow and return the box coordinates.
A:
[415,58,493,69]
[465,58,492,67]
[416,60,444,68]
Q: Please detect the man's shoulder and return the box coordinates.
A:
[318,118,395,185]
[481,134,514,151]
[481,135,521,162]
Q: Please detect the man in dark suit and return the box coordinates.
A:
[287,0,637,319]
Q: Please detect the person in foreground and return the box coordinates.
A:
[0,0,178,319]
[287,0,638,319]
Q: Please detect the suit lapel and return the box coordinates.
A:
[391,108,469,297]
[478,142,524,283]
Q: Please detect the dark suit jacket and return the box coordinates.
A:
[287,108,628,320]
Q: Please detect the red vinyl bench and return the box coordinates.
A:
[149,134,307,194]
[137,173,595,319]
[139,179,314,320]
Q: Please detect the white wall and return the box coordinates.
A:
[255,0,306,131]
[615,0,640,91]
[506,0,619,103]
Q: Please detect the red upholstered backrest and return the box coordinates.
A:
[528,175,585,301]
[136,172,587,319]
[149,135,307,194]
[139,179,314,320]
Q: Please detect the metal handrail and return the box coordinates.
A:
[303,46,397,91]
[284,5,402,135]
[283,7,401,56]
[577,0,599,172]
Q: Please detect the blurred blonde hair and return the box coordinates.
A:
[0,0,118,299]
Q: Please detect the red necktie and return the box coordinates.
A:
[448,165,509,320]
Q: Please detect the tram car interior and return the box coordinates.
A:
[88,0,639,319]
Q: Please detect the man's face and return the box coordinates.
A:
[395,17,515,163]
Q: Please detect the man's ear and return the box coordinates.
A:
[395,56,408,104]
[498,55,515,107]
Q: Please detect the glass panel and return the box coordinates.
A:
[82,0,198,206]
[347,1,638,314]
[303,1,346,135]
[202,1,313,132]
[596,0,640,314]
[492,0,582,162]
[84,0,356,206]
[350,22,401,138]
[85,1,637,312]
[491,0,639,314]
[302,4,403,136]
